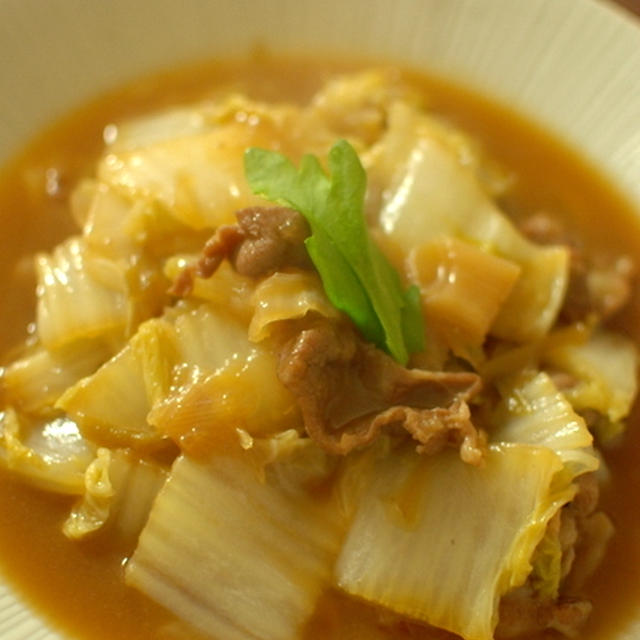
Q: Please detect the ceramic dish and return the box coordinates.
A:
[0,0,639,638]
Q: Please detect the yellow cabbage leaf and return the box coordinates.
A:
[36,237,128,349]
[59,303,297,455]
[490,370,600,598]
[405,237,520,362]
[368,102,569,342]
[2,340,113,415]
[249,270,340,343]
[56,319,176,449]
[127,435,342,640]
[491,371,599,478]
[164,257,256,324]
[335,444,569,640]
[64,447,167,542]
[0,408,95,494]
[98,99,297,231]
[544,330,639,439]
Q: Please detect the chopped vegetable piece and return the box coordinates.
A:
[544,330,639,438]
[492,371,599,477]
[248,270,340,342]
[335,444,570,640]
[35,237,128,349]
[127,437,343,640]
[0,408,95,495]
[64,448,167,542]
[2,340,113,415]
[371,103,569,342]
[406,237,521,360]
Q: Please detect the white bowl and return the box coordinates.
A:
[0,0,639,638]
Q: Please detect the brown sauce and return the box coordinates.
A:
[0,54,639,640]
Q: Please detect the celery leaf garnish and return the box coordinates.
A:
[244,139,423,365]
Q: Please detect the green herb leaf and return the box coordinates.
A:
[244,139,424,364]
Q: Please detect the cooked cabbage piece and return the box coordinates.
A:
[64,447,167,541]
[489,371,601,600]
[491,370,599,477]
[335,444,569,640]
[80,182,137,259]
[164,258,255,324]
[36,236,129,349]
[368,102,569,342]
[58,302,298,454]
[100,112,259,230]
[406,237,521,361]
[249,270,340,342]
[2,340,113,415]
[0,407,95,494]
[98,95,341,231]
[126,434,342,640]
[149,304,300,454]
[56,322,170,448]
[544,330,639,440]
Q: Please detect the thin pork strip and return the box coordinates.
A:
[233,206,311,276]
[497,587,592,639]
[170,224,244,296]
[170,206,311,296]
[519,211,635,321]
[277,318,484,462]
